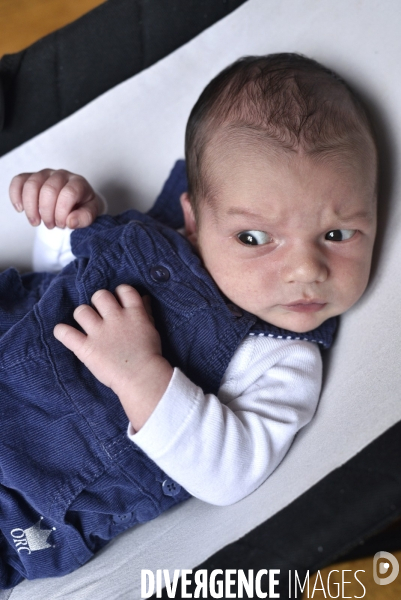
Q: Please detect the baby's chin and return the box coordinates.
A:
[258,307,335,333]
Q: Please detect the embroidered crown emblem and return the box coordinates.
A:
[24,518,54,551]
[11,517,56,555]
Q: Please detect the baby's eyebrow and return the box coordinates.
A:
[224,207,283,226]
[335,209,375,222]
[226,207,265,219]
[224,207,375,224]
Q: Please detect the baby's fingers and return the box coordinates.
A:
[65,196,100,229]
[114,285,155,323]
[53,323,88,357]
[9,173,31,212]
[53,175,97,229]
[114,285,144,309]
[89,289,123,319]
[73,303,103,332]
[11,169,55,226]
[38,170,73,228]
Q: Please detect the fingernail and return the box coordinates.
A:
[28,217,38,226]
[74,305,86,315]
[15,203,23,212]
[69,217,78,228]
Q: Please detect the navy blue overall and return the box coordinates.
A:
[0,161,336,587]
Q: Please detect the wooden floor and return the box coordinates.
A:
[0,0,105,56]
[1,1,400,598]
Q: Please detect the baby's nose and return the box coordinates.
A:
[282,244,328,284]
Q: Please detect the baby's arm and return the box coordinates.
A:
[9,169,105,229]
[130,335,322,505]
[54,285,173,431]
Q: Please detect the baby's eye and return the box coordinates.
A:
[325,229,356,242]
[237,230,271,245]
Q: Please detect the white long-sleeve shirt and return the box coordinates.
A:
[35,223,322,506]
[129,337,321,505]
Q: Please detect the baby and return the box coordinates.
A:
[2,53,377,587]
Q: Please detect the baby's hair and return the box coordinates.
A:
[185,53,377,214]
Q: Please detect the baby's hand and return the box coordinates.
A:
[9,168,104,229]
[54,285,173,431]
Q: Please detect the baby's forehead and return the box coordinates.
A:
[201,133,377,219]
[205,126,376,179]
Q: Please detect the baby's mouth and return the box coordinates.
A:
[282,300,327,313]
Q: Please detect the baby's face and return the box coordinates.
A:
[182,144,377,333]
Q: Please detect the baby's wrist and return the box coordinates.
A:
[115,356,173,431]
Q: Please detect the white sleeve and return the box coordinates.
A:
[33,223,75,272]
[128,336,322,506]
[32,192,108,272]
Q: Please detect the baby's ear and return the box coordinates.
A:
[180,192,198,246]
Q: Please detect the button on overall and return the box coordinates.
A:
[162,479,181,497]
[150,266,170,282]
[113,513,133,525]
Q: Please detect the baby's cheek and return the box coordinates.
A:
[333,253,371,305]
[339,277,368,312]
